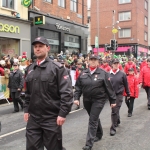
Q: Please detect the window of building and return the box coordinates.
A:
[145,1,148,10]
[70,0,77,12]
[119,0,131,4]
[2,0,14,9]
[44,0,52,3]
[145,17,148,26]
[119,28,131,38]
[119,11,131,21]
[58,0,65,8]
[145,32,148,41]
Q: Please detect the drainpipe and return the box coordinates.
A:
[82,0,84,24]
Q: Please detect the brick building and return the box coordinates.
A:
[91,0,149,58]
[29,0,88,56]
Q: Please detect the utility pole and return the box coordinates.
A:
[97,0,100,55]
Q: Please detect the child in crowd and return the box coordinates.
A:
[124,68,139,117]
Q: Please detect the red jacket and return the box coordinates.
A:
[123,74,139,98]
[119,64,123,70]
[0,67,4,76]
[139,65,150,87]
[124,62,137,75]
[140,61,147,71]
[100,64,111,72]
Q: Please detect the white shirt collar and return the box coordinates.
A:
[110,69,119,75]
[37,59,45,65]
[90,68,97,74]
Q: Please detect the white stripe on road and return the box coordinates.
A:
[0,108,83,139]
[0,127,26,139]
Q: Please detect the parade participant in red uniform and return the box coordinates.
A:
[139,58,150,110]
[123,68,139,117]
[124,58,137,75]
[140,57,147,71]
[100,60,111,72]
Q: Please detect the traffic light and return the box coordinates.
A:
[110,39,116,50]
[115,41,118,50]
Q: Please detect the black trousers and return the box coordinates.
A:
[83,99,105,148]
[125,97,135,114]
[11,92,23,111]
[110,94,123,131]
[144,86,150,105]
[26,116,64,150]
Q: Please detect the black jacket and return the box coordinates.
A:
[8,70,24,92]
[24,57,73,119]
[110,70,130,96]
[74,68,116,104]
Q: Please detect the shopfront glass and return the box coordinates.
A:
[0,37,19,58]
[64,34,80,54]
[38,29,59,54]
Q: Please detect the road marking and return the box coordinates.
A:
[0,108,83,139]
[0,127,26,139]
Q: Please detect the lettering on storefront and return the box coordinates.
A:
[0,23,20,33]
[55,23,70,32]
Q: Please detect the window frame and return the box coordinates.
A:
[70,0,78,12]
[145,0,148,10]
[58,0,66,8]
[145,16,148,26]
[118,0,131,4]
[2,0,15,10]
[44,0,52,4]
[119,11,131,21]
[118,28,131,38]
[144,31,148,41]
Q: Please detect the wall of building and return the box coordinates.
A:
[33,0,87,25]
[0,0,28,20]
[90,0,148,47]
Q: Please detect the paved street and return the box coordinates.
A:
[0,89,150,150]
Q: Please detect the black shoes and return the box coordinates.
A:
[110,130,116,136]
[128,113,132,117]
[148,105,150,110]
[94,136,101,142]
[82,146,92,150]
[12,110,19,113]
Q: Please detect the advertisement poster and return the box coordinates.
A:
[0,76,9,99]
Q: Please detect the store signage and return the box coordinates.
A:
[64,42,80,48]
[0,23,20,33]
[47,39,59,45]
[55,23,70,32]
[34,16,45,25]
[21,0,32,8]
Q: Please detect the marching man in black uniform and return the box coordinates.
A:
[24,37,73,150]
[8,62,24,113]
[74,54,116,150]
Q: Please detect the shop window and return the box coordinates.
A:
[70,0,77,12]
[58,0,65,8]
[119,0,131,4]
[2,0,14,9]
[119,11,131,21]
[119,28,131,38]
[69,37,74,42]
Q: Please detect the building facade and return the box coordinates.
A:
[29,0,88,56]
[0,0,31,58]
[91,0,149,58]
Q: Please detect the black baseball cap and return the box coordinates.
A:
[32,37,49,46]
[89,54,99,60]
[58,59,65,64]
[128,68,134,71]
[112,58,119,64]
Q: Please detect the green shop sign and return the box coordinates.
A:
[21,0,32,8]
[34,16,45,25]
[0,23,20,33]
